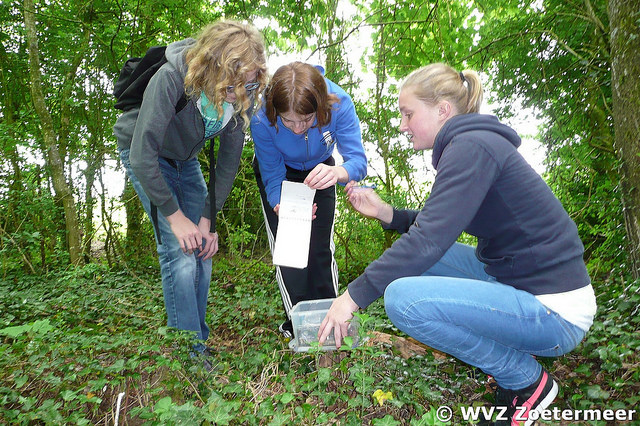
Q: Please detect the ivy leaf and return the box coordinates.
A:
[279,392,295,404]
[14,375,29,389]
[584,385,610,400]
[317,367,332,385]
[372,414,401,425]
[0,319,53,338]
[60,390,76,401]
[0,324,29,338]
[154,396,173,413]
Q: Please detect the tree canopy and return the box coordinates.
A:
[2,0,637,279]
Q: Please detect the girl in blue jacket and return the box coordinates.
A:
[251,62,367,338]
[319,63,596,425]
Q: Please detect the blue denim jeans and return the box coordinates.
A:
[120,149,212,351]
[383,242,586,390]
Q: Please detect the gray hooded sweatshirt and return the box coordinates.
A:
[113,38,250,221]
[348,114,590,309]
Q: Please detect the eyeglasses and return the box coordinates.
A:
[226,82,260,94]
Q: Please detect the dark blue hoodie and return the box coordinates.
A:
[348,114,590,309]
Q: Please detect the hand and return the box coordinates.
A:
[318,290,360,348]
[197,217,219,260]
[166,210,202,254]
[304,164,348,190]
[345,181,393,223]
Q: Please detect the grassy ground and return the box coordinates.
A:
[1,256,639,425]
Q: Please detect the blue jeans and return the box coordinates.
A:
[384,242,586,390]
[120,149,212,351]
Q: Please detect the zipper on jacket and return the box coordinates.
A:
[305,131,309,169]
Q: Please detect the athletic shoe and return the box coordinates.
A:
[189,349,216,373]
[202,346,217,357]
[200,357,215,373]
[278,320,294,339]
[491,368,558,425]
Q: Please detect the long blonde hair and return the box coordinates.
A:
[401,63,483,114]
[184,20,268,129]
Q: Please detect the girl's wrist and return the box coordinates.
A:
[334,166,349,183]
[378,204,394,224]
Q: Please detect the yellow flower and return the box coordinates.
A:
[372,389,393,406]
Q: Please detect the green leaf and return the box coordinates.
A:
[279,392,295,404]
[14,375,28,389]
[584,385,610,400]
[154,396,173,413]
[0,319,54,338]
[204,392,239,425]
[60,390,77,401]
[0,324,30,338]
[317,367,332,385]
[372,414,401,425]
[574,364,593,376]
[206,404,235,425]
[341,336,354,349]
[29,319,54,335]
[267,413,290,426]
[107,359,126,373]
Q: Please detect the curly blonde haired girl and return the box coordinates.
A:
[114,21,268,368]
[185,20,268,129]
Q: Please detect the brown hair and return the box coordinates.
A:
[264,62,339,129]
[184,20,268,129]
[401,63,483,114]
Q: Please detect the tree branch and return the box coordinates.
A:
[306,7,435,61]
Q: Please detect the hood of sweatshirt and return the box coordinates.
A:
[432,114,521,168]
[164,38,196,79]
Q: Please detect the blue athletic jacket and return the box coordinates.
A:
[250,76,367,208]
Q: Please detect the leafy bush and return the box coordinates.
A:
[0,173,67,274]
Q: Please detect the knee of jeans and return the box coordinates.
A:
[159,247,198,273]
[383,279,410,324]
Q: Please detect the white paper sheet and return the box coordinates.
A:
[272,181,316,269]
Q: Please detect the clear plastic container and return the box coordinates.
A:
[289,298,359,352]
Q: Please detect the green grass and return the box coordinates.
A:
[1,258,639,425]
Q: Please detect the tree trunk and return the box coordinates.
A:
[82,164,97,262]
[608,0,640,279]
[23,0,82,265]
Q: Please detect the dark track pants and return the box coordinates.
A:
[253,157,339,318]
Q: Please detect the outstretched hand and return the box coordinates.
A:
[304,163,348,190]
[318,290,360,348]
[345,181,393,223]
